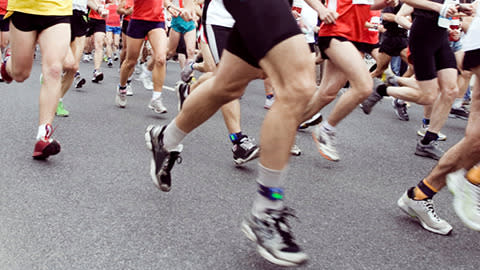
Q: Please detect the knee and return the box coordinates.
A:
[440,85,459,101]
[12,70,31,82]
[43,63,63,81]
[153,54,166,67]
[278,80,316,115]
[355,78,374,100]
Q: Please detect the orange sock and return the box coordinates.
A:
[413,179,438,200]
[466,166,480,185]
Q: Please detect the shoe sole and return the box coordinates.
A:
[55,113,69,117]
[144,126,171,192]
[447,175,480,231]
[92,73,104,83]
[241,221,306,267]
[414,149,441,160]
[391,100,409,121]
[33,141,61,160]
[299,113,323,130]
[417,131,447,142]
[148,105,167,114]
[75,78,86,89]
[311,133,339,162]
[175,82,185,111]
[397,196,452,235]
[234,147,260,166]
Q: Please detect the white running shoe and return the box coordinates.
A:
[139,70,154,90]
[290,144,301,156]
[447,169,480,231]
[264,96,275,109]
[126,83,133,96]
[397,191,453,235]
[312,125,339,161]
[148,97,167,114]
[115,86,127,108]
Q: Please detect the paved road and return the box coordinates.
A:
[0,57,478,270]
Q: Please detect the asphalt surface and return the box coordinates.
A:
[0,56,478,270]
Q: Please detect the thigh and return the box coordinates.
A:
[183,28,196,49]
[125,36,145,61]
[38,23,71,68]
[148,27,168,59]
[167,28,181,52]
[214,50,262,94]
[9,22,37,73]
[94,31,105,46]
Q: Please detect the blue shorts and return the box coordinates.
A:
[127,19,165,39]
[106,25,121,35]
[171,16,195,34]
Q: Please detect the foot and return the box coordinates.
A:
[175,81,189,111]
[241,207,308,266]
[397,190,452,235]
[392,99,409,121]
[32,124,61,160]
[148,97,167,114]
[449,106,469,120]
[55,101,69,117]
[115,86,127,108]
[92,70,104,83]
[360,78,384,114]
[232,136,260,165]
[74,75,86,89]
[312,125,339,161]
[144,125,183,192]
[415,140,444,160]
[417,124,447,141]
[447,169,480,231]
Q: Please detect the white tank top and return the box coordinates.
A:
[206,0,235,28]
[462,4,480,51]
[73,0,88,13]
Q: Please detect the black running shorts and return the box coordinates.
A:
[86,18,106,37]
[0,15,9,32]
[463,48,480,71]
[223,0,301,68]
[379,35,408,57]
[121,19,129,34]
[10,12,70,33]
[71,10,88,42]
[409,16,457,81]
[205,24,231,64]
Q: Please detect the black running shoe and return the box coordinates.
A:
[299,112,322,129]
[232,136,259,165]
[449,106,469,120]
[145,125,183,192]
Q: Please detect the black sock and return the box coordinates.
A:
[369,63,377,73]
[376,84,388,97]
[421,131,438,145]
[230,132,244,144]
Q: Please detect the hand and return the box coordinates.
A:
[179,8,195,21]
[456,3,473,16]
[318,8,338,24]
[439,3,457,17]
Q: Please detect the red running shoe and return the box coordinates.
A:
[32,124,61,160]
[1,48,12,83]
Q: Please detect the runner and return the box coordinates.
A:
[87,0,108,83]
[105,0,121,68]
[1,0,72,159]
[0,0,8,82]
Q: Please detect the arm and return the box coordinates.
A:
[116,0,133,15]
[87,0,108,17]
[395,3,413,30]
[304,0,339,24]
[403,0,455,17]
[381,12,396,22]
[371,0,398,10]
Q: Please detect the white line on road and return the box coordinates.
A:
[163,85,175,92]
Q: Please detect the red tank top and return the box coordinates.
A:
[90,0,106,20]
[106,4,121,26]
[318,0,372,43]
[132,0,165,22]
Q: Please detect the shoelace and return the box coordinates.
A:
[423,199,440,221]
[265,207,299,248]
[44,124,57,141]
[240,138,256,150]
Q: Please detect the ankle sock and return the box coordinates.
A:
[421,131,438,145]
[229,132,244,144]
[152,91,161,99]
[409,179,438,200]
[322,121,336,133]
[163,120,187,152]
[422,118,430,126]
[376,84,388,96]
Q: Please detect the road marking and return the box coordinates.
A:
[163,85,175,92]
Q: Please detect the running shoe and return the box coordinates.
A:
[148,96,167,114]
[115,86,127,108]
[447,169,480,231]
[126,83,133,96]
[82,54,90,63]
[241,207,308,266]
[0,72,3,83]
[139,70,154,90]
[107,58,113,68]
[385,72,399,86]
[392,98,409,121]
[92,70,104,83]
[449,106,469,120]
[299,112,323,129]
[55,101,69,117]
[180,61,194,82]
[33,124,61,160]
[397,190,453,235]
[416,124,447,141]
[1,48,12,84]
[144,125,183,192]
[264,96,275,110]
[312,125,339,161]
[360,78,384,114]
[113,52,119,61]
[175,81,189,111]
[290,144,302,156]
[415,140,444,160]
[74,74,86,89]
[232,136,260,165]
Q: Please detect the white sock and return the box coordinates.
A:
[152,91,161,100]
[322,121,336,133]
[37,124,47,140]
[59,98,63,102]
[163,120,187,152]
[252,163,287,218]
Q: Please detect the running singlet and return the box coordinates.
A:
[73,0,88,13]
[7,0,72,16]
[0,0,7,15]
[123,0,134,21]
[90,0,106,20]
[206,0,235,28]
[462,4,480,51]
[318,0,372,43]
[106,3,121,26]
[131,0,165,22]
